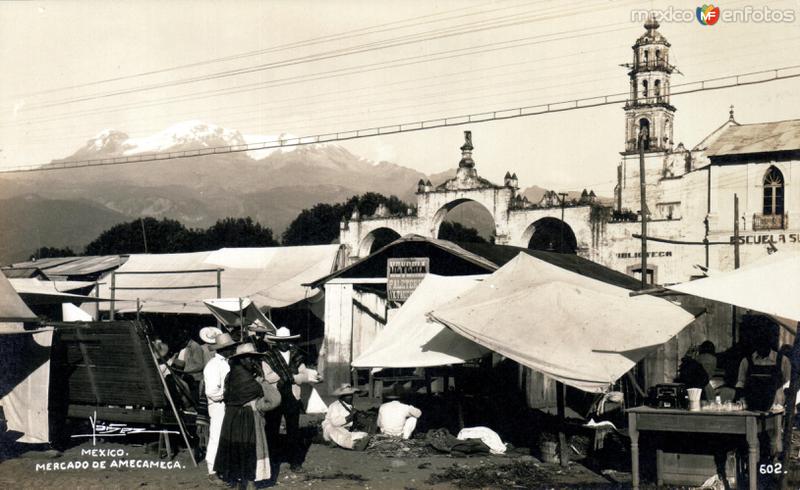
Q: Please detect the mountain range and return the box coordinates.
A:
[0,121,596,263]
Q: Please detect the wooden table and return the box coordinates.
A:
[628,406,782,490]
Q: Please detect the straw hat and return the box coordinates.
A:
[230,342,266,359]
[247,319,272,334]
[265,326,301,341]
[209,332,239,351]
[199,326,223,344]
[332,383,363,397]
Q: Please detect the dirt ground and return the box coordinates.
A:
[2,412,799,489]
[0,436,621,490]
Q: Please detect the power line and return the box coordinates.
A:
[11,0,542,98]
[22,7,635,111]
[3,65,797,174]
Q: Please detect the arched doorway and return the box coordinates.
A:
[432,199,495,244]
[522,217,577,254]
[358,227,401,257]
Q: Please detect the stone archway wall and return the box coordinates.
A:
[508,206,594,257]
[417,187,515,242]
[356,227,402,257]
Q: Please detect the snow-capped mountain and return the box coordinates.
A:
[0,120,437,262]
[68,121,295,161]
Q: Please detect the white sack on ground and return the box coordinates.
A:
[457,426,507,454]
[429,253,695,393]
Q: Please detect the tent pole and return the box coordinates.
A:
[638,129,648,289]
[778,323,799,490]
[144,333,197,467]
[556,381,568,467]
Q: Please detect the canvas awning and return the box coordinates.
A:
[99,245,343,314]
[428,253,696,393]
[352,274,489,368]
[668,251,800,330]
[204,297,277,331]
[0,270,37,322]
[10,278,100,305]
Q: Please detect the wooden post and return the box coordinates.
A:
[559,192,568,253]
[778,323,800,490]
[638,130,648,288]
[109,272,116,321]
[216,269,222,329]
[556,381,568,467]
[732,194,740,343]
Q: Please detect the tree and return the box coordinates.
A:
[282,203,347,246]
[30,246,76,260]
[282,192,410,246]
[84,217,196,255]
[438,221,488,244]
[200,217,278,249]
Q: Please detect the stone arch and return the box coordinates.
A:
[520,217,578,254]
[430,198,496,240]
[357,227,401,257]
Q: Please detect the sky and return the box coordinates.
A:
[1,0,799,195]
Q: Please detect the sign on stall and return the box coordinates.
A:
[387,257,430,302]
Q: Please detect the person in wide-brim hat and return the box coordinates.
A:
[322,383,370,451]
[199,326,223,345]
[264,326,301,342]
[229,342,267,359]
[209,332,239,351]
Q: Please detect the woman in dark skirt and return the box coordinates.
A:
[214,343,281,489]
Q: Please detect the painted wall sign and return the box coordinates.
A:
[729,233,800,245]
[387,257,430,302]
[616,251,673,259]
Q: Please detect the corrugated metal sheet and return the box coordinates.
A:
[705,119,800,157]
[5,256,126,279]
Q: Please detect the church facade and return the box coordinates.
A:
[340,17,800,285]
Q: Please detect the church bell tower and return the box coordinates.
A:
[623,15,676,154]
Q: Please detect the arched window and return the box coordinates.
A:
[655,49,661,62]
[654,79,661,98]
[642,79,648,98]
[643,50,649,66]
[763,166,784,215]
[639,118,650,150]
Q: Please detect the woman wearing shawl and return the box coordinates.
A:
[214,343,281,489]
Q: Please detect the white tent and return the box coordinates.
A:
[0,270,37,322]
[352,274,489,368]
[98,245,343,314]
[428,253,696,393]
[668,251,800,330]
[203,297,276,331]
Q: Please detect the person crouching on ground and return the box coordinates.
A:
[322,383,370,451]
[214,343,281,490]
[377,395,422,440]
[203,332,238,486]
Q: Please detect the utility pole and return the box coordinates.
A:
[732,194,740,342]
[558,192,568,253]
[140,217,149,254]
[638,129,648,288]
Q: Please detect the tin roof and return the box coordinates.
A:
[704,118,800,157]
[4,255,127,279]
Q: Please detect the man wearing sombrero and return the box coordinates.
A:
[203,331,239,486]
[261,326,320,472]
[322,384,370,451]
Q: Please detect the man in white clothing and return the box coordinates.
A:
[202,332,238,486]
[377,398,422,440]
[322,384,369,451]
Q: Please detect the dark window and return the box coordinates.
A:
[639,118,650,150]
[763,166,784,215]
[642,79,648,98]
[654,80,661,98]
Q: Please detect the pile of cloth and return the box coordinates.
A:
[426,426,507,457]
